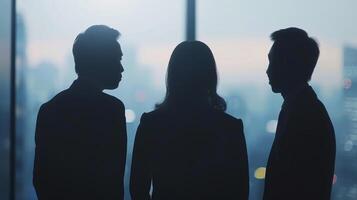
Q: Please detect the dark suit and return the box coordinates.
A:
[33,79,127,200]
[263,86,336,200]
[130,105,249,200]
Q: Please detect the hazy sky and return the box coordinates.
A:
[197,0,357,88]
[17,0,357,89]
[198,0,357,41]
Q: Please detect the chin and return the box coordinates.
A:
[105,81,120,90]
[270,84,281,93]
[272,88,280,93]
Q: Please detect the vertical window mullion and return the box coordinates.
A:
[186,0,196,41]
[10,0,16,199]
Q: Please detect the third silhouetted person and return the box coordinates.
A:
[264,27,336,200]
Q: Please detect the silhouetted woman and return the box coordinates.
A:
[130,41,249,200]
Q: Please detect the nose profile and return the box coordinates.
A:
[119,64,124,73]
[266,67,271,77]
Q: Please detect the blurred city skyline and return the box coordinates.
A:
[2,1,357,199]
[17,0,357,90]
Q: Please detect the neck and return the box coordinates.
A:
[77,76,103,92]
[281,82,309,101]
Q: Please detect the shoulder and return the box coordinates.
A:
[101,93,125,110]
[294,87,328,117]
[213,111,245,139]
[309,99,334,131]
[294,95,330,122]
[39,89,71,112]
[211,111,246,144]
[40,89,125,115]
[36,93,65,123]
[214,110,243,128]
[139,108,165,124]
[290,96,334,136]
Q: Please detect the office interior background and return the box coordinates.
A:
[1,0,357,199]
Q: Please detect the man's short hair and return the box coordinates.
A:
[72,25,120,75]
[271,27,320,82]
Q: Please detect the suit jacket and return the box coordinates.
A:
[33,79,127,200]
[263,86,336,200]
[130,105,249,200]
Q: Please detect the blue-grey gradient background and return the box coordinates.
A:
[0,0,356,199]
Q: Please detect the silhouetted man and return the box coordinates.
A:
[264,28,336,200]
[33,25,127,200]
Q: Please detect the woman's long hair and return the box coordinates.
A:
[157,41,226,111]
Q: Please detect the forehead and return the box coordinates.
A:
[270,42,278,53]
[114,42,123,57]
[269,42,284,60]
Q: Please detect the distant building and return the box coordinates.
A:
[343,45,357,149]
[337,45,357,199]
[344,46,357,96]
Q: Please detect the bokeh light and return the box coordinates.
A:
[125,109,136,123]
[265,120,278,134]
[344,78,352,90]
[254,167,266,180]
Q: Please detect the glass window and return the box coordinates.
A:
[0,0,12,199]
[198,0,357,199]
[16,0,184,199]
[12,0,357,199]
